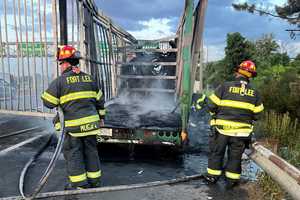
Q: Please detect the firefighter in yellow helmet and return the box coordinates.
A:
[203,60,264,189]
[41,45,105,189]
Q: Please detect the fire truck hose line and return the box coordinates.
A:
[1,174,205,200]
[19,107,66,200]
[0,126,42,139]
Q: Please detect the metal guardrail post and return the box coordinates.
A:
[251,143,300,200]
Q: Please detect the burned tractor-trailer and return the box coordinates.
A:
[0,0,207,151]
[99,44,183,148]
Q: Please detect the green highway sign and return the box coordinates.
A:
[138,40,159,49]
[19,42,46,57]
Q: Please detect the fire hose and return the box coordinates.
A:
[18,107,65,200]
[0,126,42,139]
[6,106,208,200]
[4,174,205,200]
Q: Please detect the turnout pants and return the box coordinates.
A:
[207,130,246,181]
[63,133,101,188]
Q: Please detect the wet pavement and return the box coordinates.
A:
[0,112,259,200]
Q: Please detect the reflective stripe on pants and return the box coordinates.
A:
[207,168,222,176]
[207,130,245,180]
[225,171,241,180]
[69,173,87,183]
[84,136,101,186]
[63,134,101,187]
[87,170,102,179]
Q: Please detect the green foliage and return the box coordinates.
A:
[294,53,300,61]
[253,64,287,87]
[280,144,300,167]
[270,52,290,66]
[224,32,255,80]
[257,172,286,200]
[275,0,300,26]
[203,60,227,88]
[203,32,299,118]
[203,32,255,86]
[255,68,300,118]
[252,34,291,70]
[254,34,279,60]
[203,33,293,87]
[256,111,299,147]
[289,56,300,72]
[203,30,300,199]
[202,31,300,200]
[201,23,300,200]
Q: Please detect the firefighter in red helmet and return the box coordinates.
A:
[236,60,257,78]
[203,60,264,189]
[56,45,82,73]
[42,45,105,189]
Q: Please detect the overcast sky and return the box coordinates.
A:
[96,0,300,61]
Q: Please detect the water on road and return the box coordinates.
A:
[0,112,259,200]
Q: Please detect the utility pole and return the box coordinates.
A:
[59,0,67,45]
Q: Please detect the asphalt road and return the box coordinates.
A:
[0,112,258,200]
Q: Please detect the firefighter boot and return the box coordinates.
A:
[90,180,102,188]
[64,183,90,190]
[225,178,239,190]
[64,183,90,200]
[202,174,219,185]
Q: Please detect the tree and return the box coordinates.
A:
[257,68,300,118]
[203,33,294,88]
[252,34,290,67]
[253,34,279,68]
[223,32,255,80]
[232,1,300,26]
[255,34,279,58]
[295,53,300,61]
[203,60,227,88]
[203,32,255,86]
[232,1,300,38]
[289,53,300,72]
[275,0,300,26]
[270,52,290,66]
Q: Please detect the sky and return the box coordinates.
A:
[0,0,298,62]
[95,0,300,62]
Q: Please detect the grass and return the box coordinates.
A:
[256,111,298,147]
[257,173,286,200]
